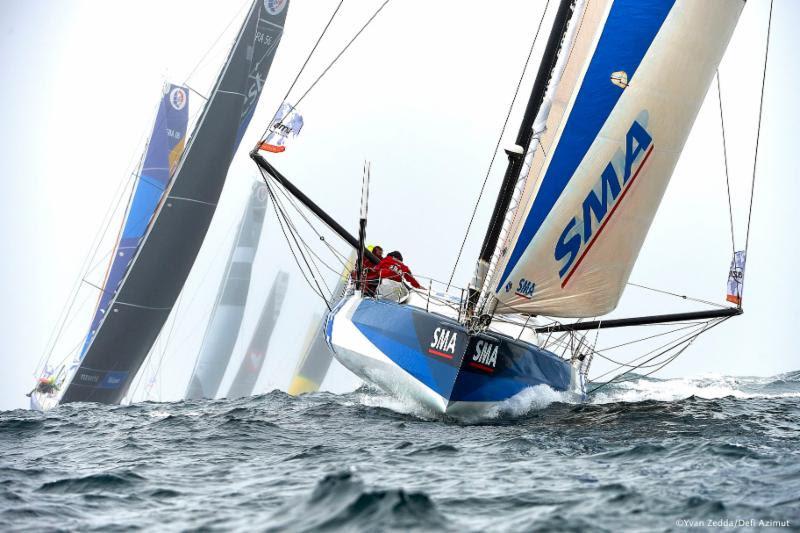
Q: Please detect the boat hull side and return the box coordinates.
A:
[327,295,579,415]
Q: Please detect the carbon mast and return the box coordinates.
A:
[468,0,575,318]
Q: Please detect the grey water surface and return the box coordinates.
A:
[2,372,799,531]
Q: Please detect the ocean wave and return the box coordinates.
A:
[590,372,800,404]
[265,471,448,532]
[38,471,145,494]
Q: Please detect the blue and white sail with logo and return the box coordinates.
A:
[79,83,189,358]
[489,0,744,318]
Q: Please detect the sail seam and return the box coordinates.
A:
[167,196,218,207]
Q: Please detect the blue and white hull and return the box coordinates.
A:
[326,293,584,416]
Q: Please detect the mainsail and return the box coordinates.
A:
[227,271,289,399]
[80,83,189,359]
[288,254,354,395]
[185,182,270,400]
[489,0,744,318]
[59,0,290,405]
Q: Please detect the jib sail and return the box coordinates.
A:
[185,183,270,400]
[59,0,290,405]
[490,0,743,318]
[227,271,289,399]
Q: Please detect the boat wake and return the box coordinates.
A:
[347,370,800,422]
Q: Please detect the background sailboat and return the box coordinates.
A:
[33,0,291,408]
[288,253,353,395]
[185,182,271,400]
[227,271,289,399]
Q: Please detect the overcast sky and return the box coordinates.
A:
[1,0,797,411]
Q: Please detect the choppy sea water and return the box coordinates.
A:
[2,372,799,532]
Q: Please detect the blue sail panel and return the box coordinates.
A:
[80,84,189,357]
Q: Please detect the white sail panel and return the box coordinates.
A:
[490,0,744,317]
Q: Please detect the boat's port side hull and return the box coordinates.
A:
[327,294,576,414]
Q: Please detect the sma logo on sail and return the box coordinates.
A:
[555,115,654,285]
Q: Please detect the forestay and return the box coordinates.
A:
[489,0,744,318]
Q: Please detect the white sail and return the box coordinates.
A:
[489,0,744,318]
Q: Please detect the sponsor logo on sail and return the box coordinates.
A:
[428,328,458,359]
[515,278,535,299]
[468,340,498,373]
[555,114,654,287]
[264,0,287,15]
[169,87,187,111]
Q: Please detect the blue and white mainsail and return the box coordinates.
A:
[79,84,189,358]
[489,0,744,317]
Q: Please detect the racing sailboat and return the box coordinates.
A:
[30,82,189,411]
[185,182,271,400]
[288,253,354,395]
[226,271,289,399]
[252,0,752,415]
[32,0,291,409]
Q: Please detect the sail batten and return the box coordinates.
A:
[488,0,744,318]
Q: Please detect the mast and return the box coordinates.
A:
[469,0,575,311]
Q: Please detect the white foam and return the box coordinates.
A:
[352,387,438,420]
[483,385,578,419]
[590,373,800,404]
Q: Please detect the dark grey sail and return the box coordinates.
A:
[227,271,289,399]
[60,0,290,405]
[287,255,353,395]
[185,182,269,400]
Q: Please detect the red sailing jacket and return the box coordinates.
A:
[376,256,422,289]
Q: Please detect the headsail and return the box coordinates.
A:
[185,182,270,400]
[287,253,354,395]
[79,83,189,359]
[59,0,290,405]
[227,271,289,399]
[489,0,744,317]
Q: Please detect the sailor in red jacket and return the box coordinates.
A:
[376,251,422,289]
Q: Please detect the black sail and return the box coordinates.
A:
[60,0,290,405]
[226,271,289,399]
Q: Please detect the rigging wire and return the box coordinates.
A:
[625,282,727,309]
[265,178,341,288]
[445,0,551,290]
[261,0,392,142]
[742,0,774,272]
[258,0,345,141]
[292,0,392,111]
[716,71,736,256]
[588,317,729,394]
[260,169,333,309]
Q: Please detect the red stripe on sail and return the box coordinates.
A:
[562,144,655,288]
